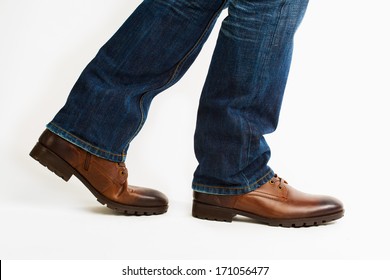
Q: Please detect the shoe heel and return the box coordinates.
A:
[192,200,235,222]
[30,142,73,181]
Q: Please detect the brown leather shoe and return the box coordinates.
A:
[192,174,344,227]
[30,129,168,215]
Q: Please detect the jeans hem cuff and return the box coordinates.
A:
[192,169,274,195]
[46,123,126,162]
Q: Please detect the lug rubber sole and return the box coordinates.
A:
[30,142,168,215]
[192,200,344,228]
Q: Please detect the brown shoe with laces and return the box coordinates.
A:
[192,174,344,227]
[30,129,168,215]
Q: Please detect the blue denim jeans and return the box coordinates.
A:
[47,0,309,195]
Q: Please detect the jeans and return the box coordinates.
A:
[47,0,309,195]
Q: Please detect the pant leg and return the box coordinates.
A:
[193,0,309,195]
[48,0,228,162]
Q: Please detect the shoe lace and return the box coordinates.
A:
[269,174,287,189]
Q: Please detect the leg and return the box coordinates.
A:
[48,0,228,162]
[31,0,228,214]
[192,0,344,226]
[193,0,309,194]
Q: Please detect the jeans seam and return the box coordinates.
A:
[245,116,253,168]
[240,172,251,186]
[123,0,229,154]
[265,0,287,66]
[167,0,228,85]
[124,93,146,154]
[271,0,288,47]
[242,1,288,131]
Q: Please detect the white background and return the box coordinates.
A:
[1,0,389,260]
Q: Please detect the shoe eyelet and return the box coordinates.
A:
[270,180,275,184]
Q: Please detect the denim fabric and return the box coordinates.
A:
[47,0,309,195]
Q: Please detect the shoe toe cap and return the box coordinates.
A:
[131,186,169,207]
